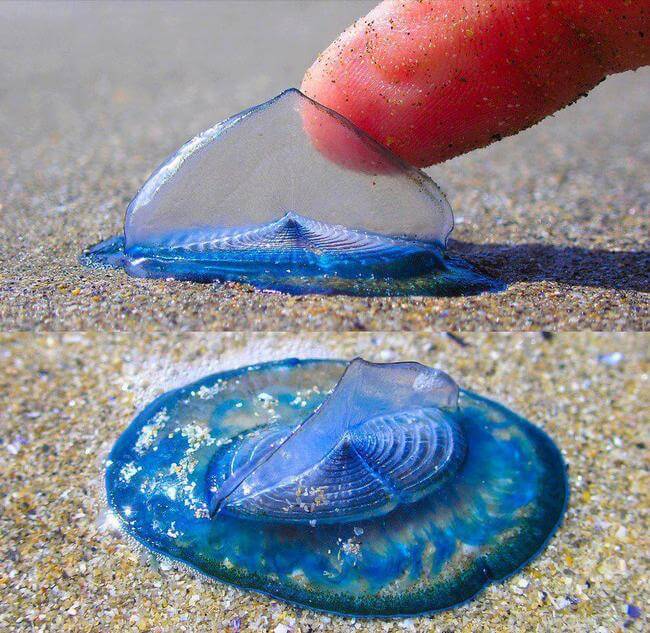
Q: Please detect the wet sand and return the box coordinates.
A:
[0,1,648,331]
[0,332,647,631]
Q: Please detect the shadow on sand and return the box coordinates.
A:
[449,241,650,292]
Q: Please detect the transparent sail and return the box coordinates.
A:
[206,358,463,522]
[124,89,452,250]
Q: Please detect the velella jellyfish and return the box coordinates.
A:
[105,357,567,617]
[84,89,503,295]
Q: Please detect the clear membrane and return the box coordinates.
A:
[206,359,464,522]
[83,90,502,295]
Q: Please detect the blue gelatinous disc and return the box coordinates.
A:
[105,359,567,617]
[83,89,502,296]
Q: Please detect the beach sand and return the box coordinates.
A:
[0,332,647,631]
[1,1,648,331]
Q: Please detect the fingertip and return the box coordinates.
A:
[302,0,650,169]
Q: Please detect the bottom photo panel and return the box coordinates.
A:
[1,332,647,632]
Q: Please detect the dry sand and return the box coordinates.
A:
[0,332,647,631]
[1,1,648,331]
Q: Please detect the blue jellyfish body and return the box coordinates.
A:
[84,90,502,296]
[105,358,567,616]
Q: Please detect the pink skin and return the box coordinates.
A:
[301,0,650,167]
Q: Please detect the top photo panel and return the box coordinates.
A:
[1,0,648,331]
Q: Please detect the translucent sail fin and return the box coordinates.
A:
[207,358,463,522]
[124,89,453,250]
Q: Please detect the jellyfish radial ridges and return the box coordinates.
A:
[206,406,467,524]
[83,89,503,296]
[105,358,567,617]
